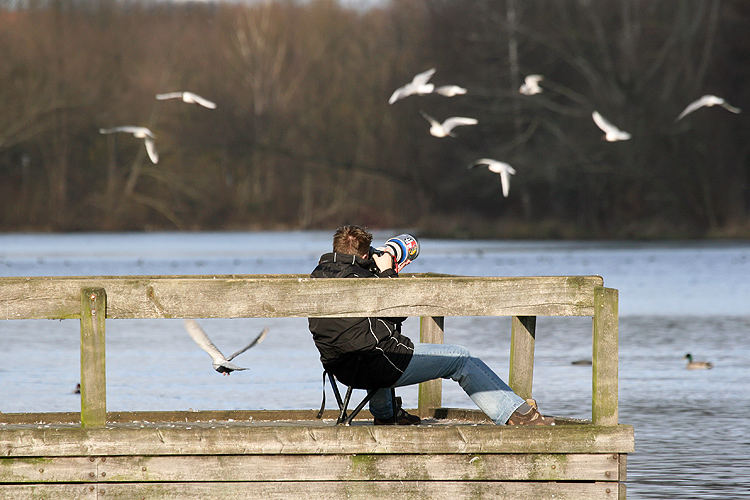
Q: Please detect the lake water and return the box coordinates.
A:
[1,232,749,499]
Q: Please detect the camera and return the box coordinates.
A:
[370,233,420,273]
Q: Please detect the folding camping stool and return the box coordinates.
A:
[316,370,397,426]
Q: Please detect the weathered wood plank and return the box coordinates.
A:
[0,424,635,456]
[0,481,620,499]
[508,315,536,400]
[418,316,444,414]
[0,484,97,499]
[80,288,106,428]
[0,453,621,482]
[592,286,619,425]
[0,408,498,425]
[0,275,603,320]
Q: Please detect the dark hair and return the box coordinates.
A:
[333,225,372,256]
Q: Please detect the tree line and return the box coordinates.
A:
[1,0,748,238]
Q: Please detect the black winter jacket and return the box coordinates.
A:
[308,252,414,389]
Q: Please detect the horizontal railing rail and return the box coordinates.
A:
[0,274,603,319]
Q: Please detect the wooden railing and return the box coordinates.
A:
[0,274,618,428]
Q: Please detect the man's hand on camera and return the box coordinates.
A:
[373,252,394,272]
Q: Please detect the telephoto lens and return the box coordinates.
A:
[377,234,419,272]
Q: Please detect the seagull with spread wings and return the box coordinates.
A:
[675,94,741,121]
[388,68,436,104]
[184,319,268,375]
[156,91,217,109]
[469,159,516,198]
[591,111,631,142]
[519,74,543,95]
[420,111,478,138]
[99,126,159,164]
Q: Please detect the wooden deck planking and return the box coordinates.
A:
[0,423,634,456]
[1,453,619,482]
[0,481,621,500]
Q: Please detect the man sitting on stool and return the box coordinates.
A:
[308,225,554,426]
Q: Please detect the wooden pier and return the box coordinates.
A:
[0,274,634,499]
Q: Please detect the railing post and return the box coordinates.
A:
[80,287,107,428]
[592,286,618,425]
[509,316,536,400]
[418,316,444,416]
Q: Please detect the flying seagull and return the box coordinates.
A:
[388,68,436,104]
[469,158,516,198]
[156,91,217,109]
[675,94,741,121]
[434,85,467,97]
[519,74,543,95]
[99,126,159,164]
[420,111,478,138]
[591,111,631,142]
[184,319,268,375]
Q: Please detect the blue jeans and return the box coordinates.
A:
[369,343,525,425]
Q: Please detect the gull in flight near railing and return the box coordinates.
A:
[420,111,478,138]
[592,111,631,142]
[675,94,740,121]
[99,126,159,164]
[434,85,467,97]
[519,74,543,95]
[184,319,268,375]
[388,68,436,104]
[156,91,217,109]
[470,159,516,198]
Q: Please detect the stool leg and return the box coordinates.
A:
[337,386,353,424]
[343,389,377,426]
[328,372,345,409]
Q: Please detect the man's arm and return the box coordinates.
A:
[372,252,397,277]
[371,252,405,324]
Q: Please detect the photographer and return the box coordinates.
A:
[308,225,554,426]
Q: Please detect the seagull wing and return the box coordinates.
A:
[226,327,269,361]
[411,67,436,86]
[419,110,438,126]
[469,158,495,170]
[184,320,228,365]
[99,126,143,135]
[441,117,478,133]
[591,111,616,134]
[388,85,411,104]
[185,92,217,109]
[719,101,741,114]
[155,92,183,100]
[676,98,708,121]
[499,165,516,198]
[144,137,159,164]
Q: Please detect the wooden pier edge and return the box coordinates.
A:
[0,274,632,499]
[0,410,633,500]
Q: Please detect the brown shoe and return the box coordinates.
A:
[507,402,555,426]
